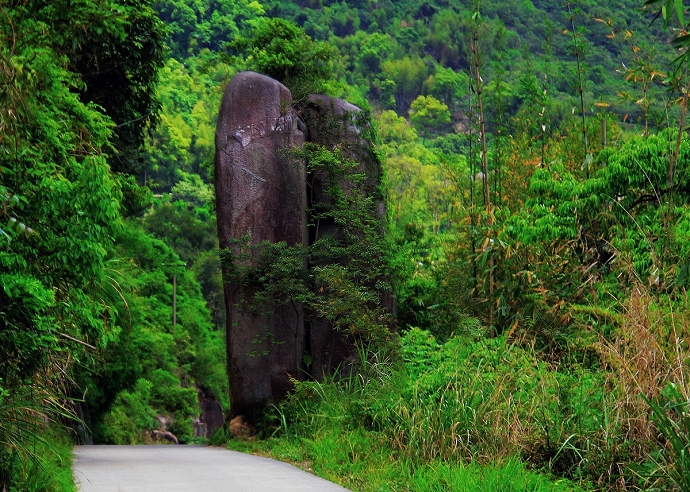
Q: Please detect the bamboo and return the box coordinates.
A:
[173,273,177,331]
[471,7,494,328]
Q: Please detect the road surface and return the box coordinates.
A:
[73,445,351,492]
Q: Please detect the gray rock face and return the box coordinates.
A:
[215,72,307,417]
[193,388,224,438]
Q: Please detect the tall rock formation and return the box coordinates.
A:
[215,71,307,417]
[216,73,393,417]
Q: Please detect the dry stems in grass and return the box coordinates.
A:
[599,285,690,464]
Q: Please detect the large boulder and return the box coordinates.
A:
[215,72,307,417]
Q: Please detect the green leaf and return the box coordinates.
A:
[676,0,686,26]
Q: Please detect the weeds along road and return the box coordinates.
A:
[73,445,351,491]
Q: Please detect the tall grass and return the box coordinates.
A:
[373,329,609,481]
[644,383,690,491]
[232,331,589,491]
[1,428,77,492]
[0,366,78,492]
[599,287,690,490]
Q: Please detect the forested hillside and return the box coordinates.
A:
[3,0,690,490]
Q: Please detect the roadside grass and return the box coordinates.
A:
[4,428,76,492]
[227,428,584,491]
[224,328,590,491]
[224,288,690,491]
[1,377,78,492]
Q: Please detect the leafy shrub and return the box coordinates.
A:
[169,415,194,444]
[149,369,198,443]
[149,369,198,415]
[97,379,157,444]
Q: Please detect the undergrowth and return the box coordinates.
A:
[229,433,582,492]
[225,330,589,491]
[222,286,690,491]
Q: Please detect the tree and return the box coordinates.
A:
[0,0,163,484]
[1,0,122,390]
[36,0,167,175]
[356,32,394,73]
[229,18,333,100]
[426,65,468,109]
[381,56,428,112]
[643,0,690,186]
[409,95,451,139]
[76,222,227,444]
[154,0,266,58]
[377,110,419,144]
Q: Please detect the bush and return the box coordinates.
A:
[149,369,198,415]
[97,379,157,444]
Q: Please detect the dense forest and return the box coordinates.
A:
[3,0,690,490]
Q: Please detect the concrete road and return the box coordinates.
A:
[73,445,351,492]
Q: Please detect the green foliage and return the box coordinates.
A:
[99,378,158,444]
[72,0,166,174]
[380,56,428,111]
[376,108,467,338]
[0,382,76,491]
[263,0,672,130]
[508,129,690,299]
[644,0,690,73]
[143,200,217,264]
[376,110,418,144]
[229,18,334,100]
[154,0,265,58]
[1,5,127,482]
[384,329,607,477]
[78,221,227,443]
[409,95,451,138]
[142,55,232,189]
[426,66,469,109]
[192,250,226,329]
[16,0,168,175]
[0,30,121,386]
